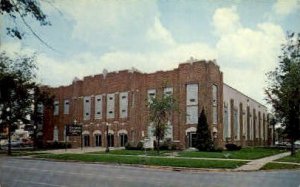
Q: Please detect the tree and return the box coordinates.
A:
[0,0,53,49]
[147,94,177,154]
[0,52,52,154]
[265,32,300,156]
[195,109,213,151]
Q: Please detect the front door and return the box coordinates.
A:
[84,135,90,147]
[187,132,197,147]
[95,134,102,147]
[119,133,128,147]
[108,134,114,147]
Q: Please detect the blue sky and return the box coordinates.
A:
[1,0,300,106]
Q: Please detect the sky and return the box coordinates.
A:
[1,0,300,107]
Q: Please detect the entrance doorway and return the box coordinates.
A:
[83,135,90,147]
[187,132,197,147]
[95,134,102,147]
[119,133,128,147]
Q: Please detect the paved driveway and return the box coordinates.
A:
[0,157,299,187]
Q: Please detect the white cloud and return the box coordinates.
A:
[146,17,175,46]
[273,0,300,16]
[212,6,241,35]
[55,0,159,48]
[213,6,285,104]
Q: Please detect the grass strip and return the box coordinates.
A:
[178,147,286,160]
[86,150,171,156]
[261,162,300,170]
[276,151,300,163]
[36,153,247,169]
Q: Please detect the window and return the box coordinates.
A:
[212,85,218,125]
[233,109,239,140]
[119,92,128,118]
[83,96,91,120]
[64,100,70,115]
[53,101,59,116]
[147,89,156,103]
[186,84,198,124]
[107,94,115,119]
[223,103,230,140]
[95,95,102,119]
[163,87,173,96]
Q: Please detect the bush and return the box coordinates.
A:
[125,142,143,150]
[225,143,241,151]
[44,141,72,149]
[154,139,178,150]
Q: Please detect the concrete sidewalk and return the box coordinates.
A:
[234,152,291,171]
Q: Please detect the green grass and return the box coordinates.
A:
[86,150,172,156]
[277,151,300,163]
[36,153,247,169]
[261,162,300,170]
[178,147,286,160]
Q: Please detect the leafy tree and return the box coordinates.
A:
[195,109,213,151]
[265,32,300,156]
[0,52,52,154]
[147,94,177,154]
[0,0,53,49]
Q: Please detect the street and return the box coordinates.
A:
[0,157,299,187]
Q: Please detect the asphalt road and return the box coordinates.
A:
[0,157,299,187]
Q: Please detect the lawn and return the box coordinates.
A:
[178,147,286,160]
[36,153,247,169]
[86,150,172,156]
[261,162,300,170]
[276,151,300,163]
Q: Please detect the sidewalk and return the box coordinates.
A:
[234,152,291,171]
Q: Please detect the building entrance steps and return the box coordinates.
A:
[234,151,291,171]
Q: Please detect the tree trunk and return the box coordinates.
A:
[8,123,12,156]
[291,137,296,156]
[156,135,160,155]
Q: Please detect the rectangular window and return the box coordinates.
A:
[64,100,70,115]
[223,104,230,140]
[163,87,173,96]
[119,92,128,118]
[234,109,239,140]
[53,101,59,116]
[186,84,198,124]
[147,89,156,103]
[186,84,198,105]
[212,85,218,125]
[107,93,115,119]
[95,95,102,119]
[83,96,91,120]
[186,106,198,124]
[243,109,247,140]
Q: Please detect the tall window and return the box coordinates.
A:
[95,95,102,119]
[212,85,218,125]
[223,103,229,140]
[83,96,91,120]
[107,93,115,119]
[119,92,128,118]
[233,109,239,140]
[53,101,59,116]
[64,100,70,115]
[53,126,58,141]
[186,84,198,124]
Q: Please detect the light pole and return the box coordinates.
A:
[6,107,11,156]
[105,123,110,153]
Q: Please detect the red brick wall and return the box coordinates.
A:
[43,60,223,149]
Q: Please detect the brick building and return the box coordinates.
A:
[42,60,269,149]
